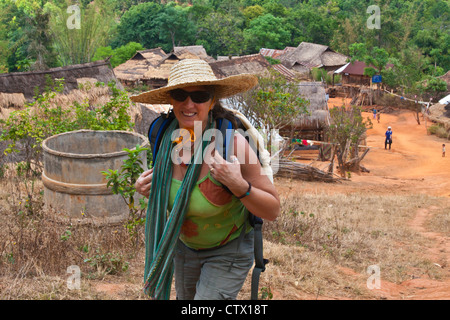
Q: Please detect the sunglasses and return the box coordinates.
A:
[169,89,212,103]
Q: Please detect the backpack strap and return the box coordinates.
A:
[250,215,269,300]
[218,117,268,300]
[148,112,175,165]
[216,117,234,162]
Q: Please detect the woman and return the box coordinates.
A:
[131,59,280,300]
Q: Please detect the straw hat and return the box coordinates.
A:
[130,59,258,104]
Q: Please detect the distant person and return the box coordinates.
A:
[377,112,381,123]
[443,144,446,157]
[372,108,377,120]
[385,126,393,150]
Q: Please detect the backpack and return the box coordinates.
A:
[147,106,271,300]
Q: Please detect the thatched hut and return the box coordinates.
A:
[114,45,215,89]
[141,51,201,88]
[0,58,122,104]
[278,42,348,76]
[281,82,330,141]
[259,47,296,60]
[209,54,272,78]
[113,48,167,87]
[174,45,216,63]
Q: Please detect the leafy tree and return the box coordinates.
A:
[196,11,244,57]
[93,42,143,67]
[229,68,309,151]
[153,3,197,51]
[243,13,290,52]
[110,2,162,49]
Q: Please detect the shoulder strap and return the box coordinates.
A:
[148,112,175,165]
[217,117,268,300]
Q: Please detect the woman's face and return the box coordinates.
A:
[169,85,214,130]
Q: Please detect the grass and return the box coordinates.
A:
[0,171,448,300]
[238,179,448,299]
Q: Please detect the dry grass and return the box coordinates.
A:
[0,171,448,300]
[238,179,448,300]
[0,168,147,299]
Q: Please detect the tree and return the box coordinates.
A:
[93,42,143,67]
[229,69,309,153]
[243,14,290,53]
[196,11,244,57]
[326,105,372,176]
[110,2,162,49]
[48,0,115,65]
[154,3,197,51]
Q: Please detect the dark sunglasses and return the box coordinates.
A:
[169,89,212,103]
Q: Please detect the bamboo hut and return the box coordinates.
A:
[278,42,348,76]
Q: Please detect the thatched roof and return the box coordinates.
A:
[209,54,272,79]
[279,42,348,70]
[113,48,167,82]
[114,45,214,84]
[259,47,296,59]
[142,50,205,82]
[294,82,330,129]
[174,45,216,63]
[0,58,122,101]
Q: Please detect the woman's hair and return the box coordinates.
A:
[207,86,237,127]
[211,100,237,127]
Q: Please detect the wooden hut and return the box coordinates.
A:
[0,58,122,103]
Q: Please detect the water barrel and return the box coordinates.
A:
[42,130,149,223]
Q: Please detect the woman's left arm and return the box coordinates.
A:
[208,133,280,221]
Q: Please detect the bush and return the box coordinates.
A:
[0,78,133,175]
[428,124,450,140]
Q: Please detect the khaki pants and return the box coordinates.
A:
[174,229,254,300]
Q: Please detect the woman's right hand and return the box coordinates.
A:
[135,168,153,198]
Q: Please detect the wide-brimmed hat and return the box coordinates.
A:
[130,59,258,104]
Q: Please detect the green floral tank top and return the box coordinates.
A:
[169,170,250,250]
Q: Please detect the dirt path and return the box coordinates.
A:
[323,101,450,299]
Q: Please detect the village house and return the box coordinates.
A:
[277,42,348,76]
[114,45,215,89]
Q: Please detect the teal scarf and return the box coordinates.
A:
[143,116,214,299]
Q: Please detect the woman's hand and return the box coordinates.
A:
[208,150,249,196]
[135,168,153,198]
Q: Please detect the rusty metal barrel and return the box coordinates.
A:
[42,130,149,223]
